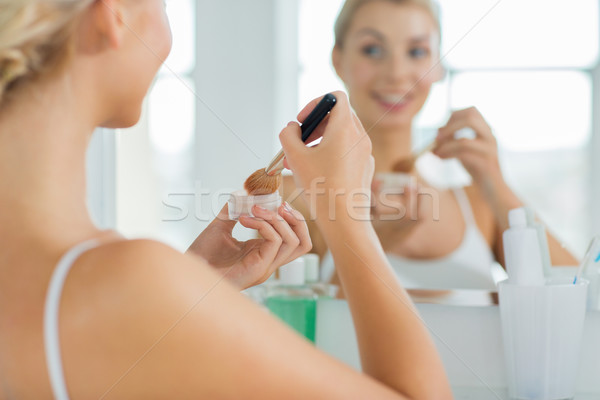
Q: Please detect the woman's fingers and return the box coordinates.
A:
[297,95,326,122]
[251,206,302,265]
[434,137,498,182]
[437,107,494,144]
[278,202,312,262]
[238,213,281,263]
[213,203,238,228]
[279,122,304,163]
[434,137,490,159]
[238,205,306,281]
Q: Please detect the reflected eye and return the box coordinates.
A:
[409,47,430,59]
[362,44,384,59]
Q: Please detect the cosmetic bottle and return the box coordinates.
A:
[524,207,552,277]
[265,258,318,342]
[303,253,339,298]
[503,208,545,285]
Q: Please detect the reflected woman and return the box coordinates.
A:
[284,0,577,290]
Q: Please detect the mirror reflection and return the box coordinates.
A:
[117,0,599,296]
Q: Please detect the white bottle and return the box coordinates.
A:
[278,258,306,286]
[302,254,338,298]
[524,207,552,277]
[303,254,320,284]
[503,208,545,285]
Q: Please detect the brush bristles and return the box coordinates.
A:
[244,168,283,195]
[392,157,416,173]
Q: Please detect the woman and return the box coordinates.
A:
[0,0,451,398]
[284,0,577,290]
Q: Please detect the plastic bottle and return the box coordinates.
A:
[503,208,545,286]
[265,258,318,342]
[303,253,339,298]
[524,207,552,277]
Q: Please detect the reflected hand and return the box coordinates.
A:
[187,203,312,290]
[370,177,424,246]
[434,107,522,222]
[434,107,508,199]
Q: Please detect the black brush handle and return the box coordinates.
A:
[300,93,337,142]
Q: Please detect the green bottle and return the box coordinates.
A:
[266,258,318,342]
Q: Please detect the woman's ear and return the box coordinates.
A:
[331,46,345,82]
[77,0,125,54]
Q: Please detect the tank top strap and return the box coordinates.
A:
[44,239,101,400]
[452,187,477,227]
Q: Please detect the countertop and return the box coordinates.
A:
[315,299,600,398]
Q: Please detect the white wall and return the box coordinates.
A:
[105,1,299,248]
[86,128,116,230]
[193,0,299,238]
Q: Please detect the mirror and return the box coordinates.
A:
[115,0,599,299]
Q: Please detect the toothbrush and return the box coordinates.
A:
[574,237,600,284]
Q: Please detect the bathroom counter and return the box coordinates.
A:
[315,299,600,397]
[451,387,599,399]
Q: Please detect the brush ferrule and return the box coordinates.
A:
[265,149,285,176]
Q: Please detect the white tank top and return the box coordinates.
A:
[321,188,501,290]
[44,240,100,400]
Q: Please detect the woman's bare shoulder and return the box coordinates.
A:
[63,238,204,292]
[59,238,236,397]
[63,238,222,319]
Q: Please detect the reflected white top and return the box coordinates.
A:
[44,240,100,400]
[321,188,499,290]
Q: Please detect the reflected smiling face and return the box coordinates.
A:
[332,1,443,132]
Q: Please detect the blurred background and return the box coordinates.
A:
[87,0,600,257]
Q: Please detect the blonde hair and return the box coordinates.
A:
[334,0,441,48]
[0,0,94,104]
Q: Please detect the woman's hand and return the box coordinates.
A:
[434,107,513,199]
[187,203,311,290]
[434,107,522,227]
[370,178,423,244]
[434,107,502,186]
[279,91,375,224]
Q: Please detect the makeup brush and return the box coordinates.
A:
[392,140,437,173]
[244,93,337,195]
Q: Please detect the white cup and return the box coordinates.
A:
[227,190,282,220]
[374,172,415,191]
[499,277,588,400]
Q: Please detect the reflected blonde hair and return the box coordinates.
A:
[0,0,94,104]
[334,0,441,48]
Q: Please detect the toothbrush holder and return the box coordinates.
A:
[498,276,588,400]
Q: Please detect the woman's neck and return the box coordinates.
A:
[370,125,413,173]
[0,77,100,244]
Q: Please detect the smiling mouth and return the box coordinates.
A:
[374,93,412,109]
